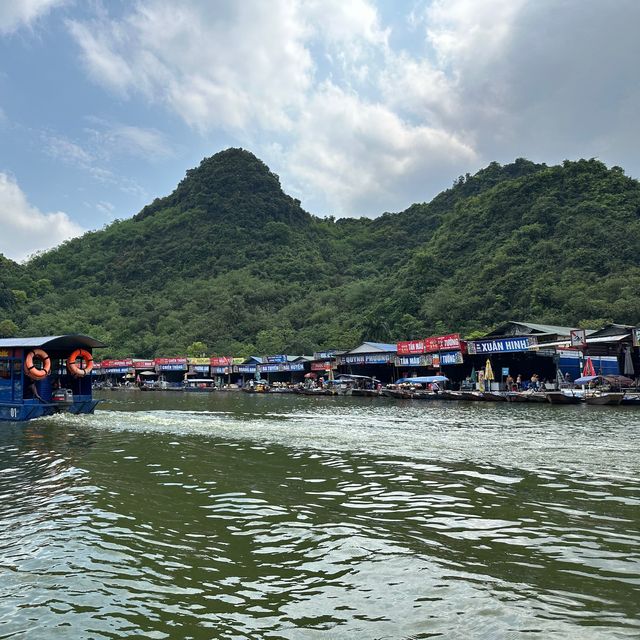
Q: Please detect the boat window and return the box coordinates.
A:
[0,358,10,380]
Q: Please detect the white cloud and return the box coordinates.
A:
[0,0,66,34]
[42,132,93,166]
[66,0,640,217]
[283,84,476,215]
[84,119,172,159]
[0,172,84,261]
[68,1,314,132]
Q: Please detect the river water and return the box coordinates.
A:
[0,391,638,639]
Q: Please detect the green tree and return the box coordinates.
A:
[0,319,18,337]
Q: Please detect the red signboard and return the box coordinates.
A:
[311,361,333,371]
[397,340,426,355]
[101,358,133,368]
[154,357,187,365]
[210,356,233,366]
[435,333,462,352]
[397,334,461,355]
[132,360,155,369]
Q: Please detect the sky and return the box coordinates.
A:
[0,0,639,261]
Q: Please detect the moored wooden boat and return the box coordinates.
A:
[585,392,624,406]
[506,391,548,403]
[460,391,486,401]
[546,391,582,405]
[482,391,507,402]
[382,386,414,399]
[302,388,337,396]
[183,378,216,392]
[621,393,640,406]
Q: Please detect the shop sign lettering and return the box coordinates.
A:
[467,337,537,354]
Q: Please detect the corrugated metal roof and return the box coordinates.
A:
[488,321,579,337]
[0,334,106,349]
[528,334,629,348]
[348,342,398,354]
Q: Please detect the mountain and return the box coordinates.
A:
[1,150,638,356]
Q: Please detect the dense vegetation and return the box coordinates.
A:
[1,149,638,357]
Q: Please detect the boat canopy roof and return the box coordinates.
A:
[0,334,107,350]
[575,374,635,387]
[336,374,380,381]
[395,376,449,384]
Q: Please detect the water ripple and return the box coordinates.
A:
[0,396,638,638]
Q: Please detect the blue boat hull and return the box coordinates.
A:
[0,397,99,422]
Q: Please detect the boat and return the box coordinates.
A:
[621,392,640,406]
[545,391,582,405]
[584,392,624,406]
[0,334,105,421]
[182,378,216,392]
[242,381,270,393]
[506,390,547,403]
[302,387,337,396]
[460,391,486,401]
[335,375,381,397]
[382,385,414,399]
[439,390,465,400]
[482,391,507,402]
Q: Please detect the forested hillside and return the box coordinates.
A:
[1,149,638,357]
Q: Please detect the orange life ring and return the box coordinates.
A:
[67,349,94,377]
[24,348,51,380]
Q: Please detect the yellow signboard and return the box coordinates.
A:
[187,357,210,365]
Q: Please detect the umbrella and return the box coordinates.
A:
[304,372,317,379]
[484,359,494,381]
[582,357,596,377]
[624,346,635,376]
[469,367,477,383]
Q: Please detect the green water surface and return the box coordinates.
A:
[0,391,638,639]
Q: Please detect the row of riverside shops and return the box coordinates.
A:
[91,321,640,391]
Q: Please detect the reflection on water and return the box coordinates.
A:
[0,392,638,639]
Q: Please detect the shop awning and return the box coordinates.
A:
[528,334,630,349]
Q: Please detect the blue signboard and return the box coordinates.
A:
[211,366,229,374]
[237,365,257,373]
[265,355,287,364]
[257,362,307,373]
[365,354,392,364]
[259,364,281,373]
[159,364,187,371]
[440,351,464,366]
[467,337,537,354]
[104,367,129,374]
